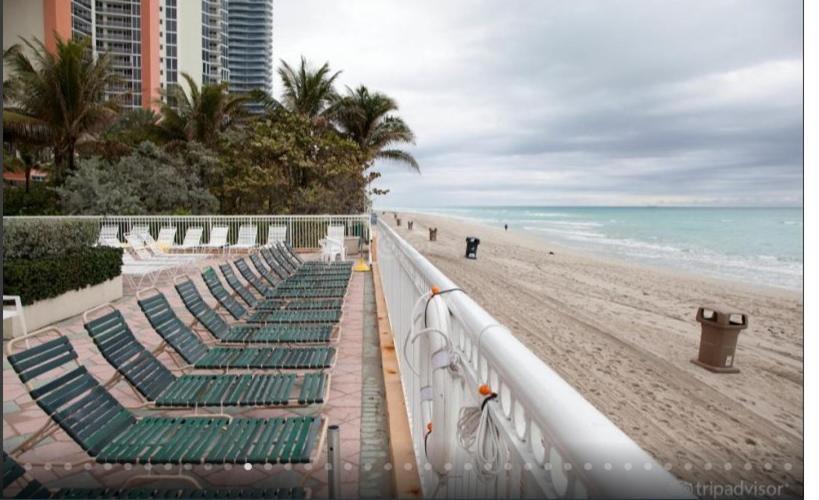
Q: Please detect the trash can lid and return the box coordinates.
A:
[696,305,748,328]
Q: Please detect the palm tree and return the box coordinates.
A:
[154,73,250,146]
[334,85,419,172]
[277,56,341,124]
[3,36,119,184]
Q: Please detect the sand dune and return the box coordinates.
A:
[382,212,803,495]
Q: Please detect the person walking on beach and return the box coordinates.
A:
[504,224,508,231]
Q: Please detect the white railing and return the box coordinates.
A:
[376,220,692,499]
[5,214,372,251]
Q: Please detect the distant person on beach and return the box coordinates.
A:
[504,224,508,231]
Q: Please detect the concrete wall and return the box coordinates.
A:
[176,0,203,89]
[141,0,161,110]
[3,276,123,338]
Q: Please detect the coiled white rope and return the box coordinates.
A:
[456,394,508,478]
[405,287,508,480]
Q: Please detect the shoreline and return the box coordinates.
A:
[381,211,803,494]
[394,209,803,299]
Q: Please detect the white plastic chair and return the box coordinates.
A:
[231,224,258,252]
[131,224,150,239]
[201,226,229,253]
[157,227,177,249]
[3,295,27,339]
[266,225,288,246]
[319,225,346,262]
[175,227,204,253]
[98,225,121,247]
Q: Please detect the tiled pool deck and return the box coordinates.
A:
[3,255,394,498]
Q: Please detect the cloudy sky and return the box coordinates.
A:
[275,1,803,207]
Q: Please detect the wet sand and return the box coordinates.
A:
[383,212,803,495]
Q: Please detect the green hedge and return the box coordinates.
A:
[3,247,123,305]
[3,218,99,259]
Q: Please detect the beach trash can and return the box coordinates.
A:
[408,221,414,230]
[429,228,438,241]
[691,305,748,373]
[396,218,401,227]
[465,237,480,259]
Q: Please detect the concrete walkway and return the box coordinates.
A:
[3,259,395,498]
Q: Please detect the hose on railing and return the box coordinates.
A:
[457,389,508,479]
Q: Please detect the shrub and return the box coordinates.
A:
[3,217,99,259]
[2,184,62,215]
[56,142,218,215]
[3,247,123,305]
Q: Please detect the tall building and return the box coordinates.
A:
[201,0,230,85]
[3,0,266,109]
[3,0,161,110]
[226,0,274,102]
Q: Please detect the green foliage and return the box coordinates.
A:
[217,111,369,214]
[3,217,99,259]
[2,185,61,215]
[278,57,341,123]
[154,73,250,146]
[3,35,119,184]
[335,85,419,172]
[56,142,218,214]
[3,247,123,305]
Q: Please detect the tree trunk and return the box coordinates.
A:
[52,146,64,185]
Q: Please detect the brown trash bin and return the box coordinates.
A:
[429,228,437,241]
[691,305,748,373]
[396,218,401,227]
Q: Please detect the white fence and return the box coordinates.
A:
[6,214,371,250]
[375,220,692,499]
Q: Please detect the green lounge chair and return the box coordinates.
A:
[174,279,335,344]
[233,258,274,297]
[245,309,341,325]
[250,253,282,287]
[260,247,292,279]
[201,267,247,320]
[7,336,325,466]
[3,451,51,499]
[218,263,260,308]
[83,307,327,407]
[86,307,335,370]
[265,246,298,275]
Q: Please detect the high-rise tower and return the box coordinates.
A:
[226,0,274,107]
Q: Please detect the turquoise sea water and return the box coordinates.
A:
[413,207,803,290]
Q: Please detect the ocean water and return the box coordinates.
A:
[414,207,803,290]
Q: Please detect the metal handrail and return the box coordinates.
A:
[376,219,692,499]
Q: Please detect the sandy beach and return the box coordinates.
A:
[383,212,803,494]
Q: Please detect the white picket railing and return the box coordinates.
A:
[5,214,372,251]
[375,219,693,499]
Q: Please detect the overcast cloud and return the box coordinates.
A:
[274,1,803,207]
